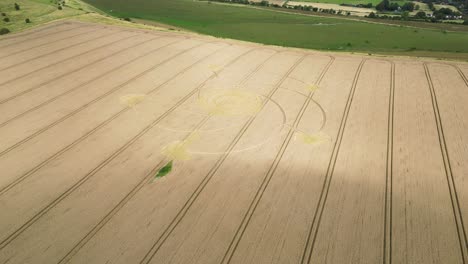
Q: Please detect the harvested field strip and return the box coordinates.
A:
[308,59,391,263]
[0,28,126,86]
[220,55,335,264]
[0,26,107,71]
[0,25,100,58]
[1,22,468,264]
[0,23,84,49]
[0,31,146,107]
[0,35,167,126]
[391,62,464,263]
[0,28,142,88]
[301,59,365,263]
[424,63,468,260]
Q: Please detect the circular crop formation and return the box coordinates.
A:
[197,89,263,117]
[122,82,329,162]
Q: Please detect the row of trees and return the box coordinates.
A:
[368,10,467,24]
[422,0,468,14]
[291,5,351,15]
[370,0,466,23]
[208,0,353,15]
[210,0,467,24]
[433,7,463,19]
[340,3,373,8]
[375,0,415,12]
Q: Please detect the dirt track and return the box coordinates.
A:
[0,21,467,264]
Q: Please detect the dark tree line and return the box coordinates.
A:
[375,0,415,12]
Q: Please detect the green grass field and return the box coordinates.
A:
[82,0,468,57]
[1,0,468,60]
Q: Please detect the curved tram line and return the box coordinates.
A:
[145,68,331,160]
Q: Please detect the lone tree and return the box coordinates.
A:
[415,11,426,19]
[25,18,31,23]
[0,27,10,35]
[3,17,10,22]
[14,3,20,10]
[402,2,415,11]
[375,0,389,11]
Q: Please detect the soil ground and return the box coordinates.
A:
[0,21,467,264]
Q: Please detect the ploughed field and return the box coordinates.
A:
[0,21,467,264]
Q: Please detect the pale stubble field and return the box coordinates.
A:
[0,21,467,264]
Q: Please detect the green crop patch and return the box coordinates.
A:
[154,160,173,180]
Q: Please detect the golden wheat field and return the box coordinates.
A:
[0,21,467,264]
